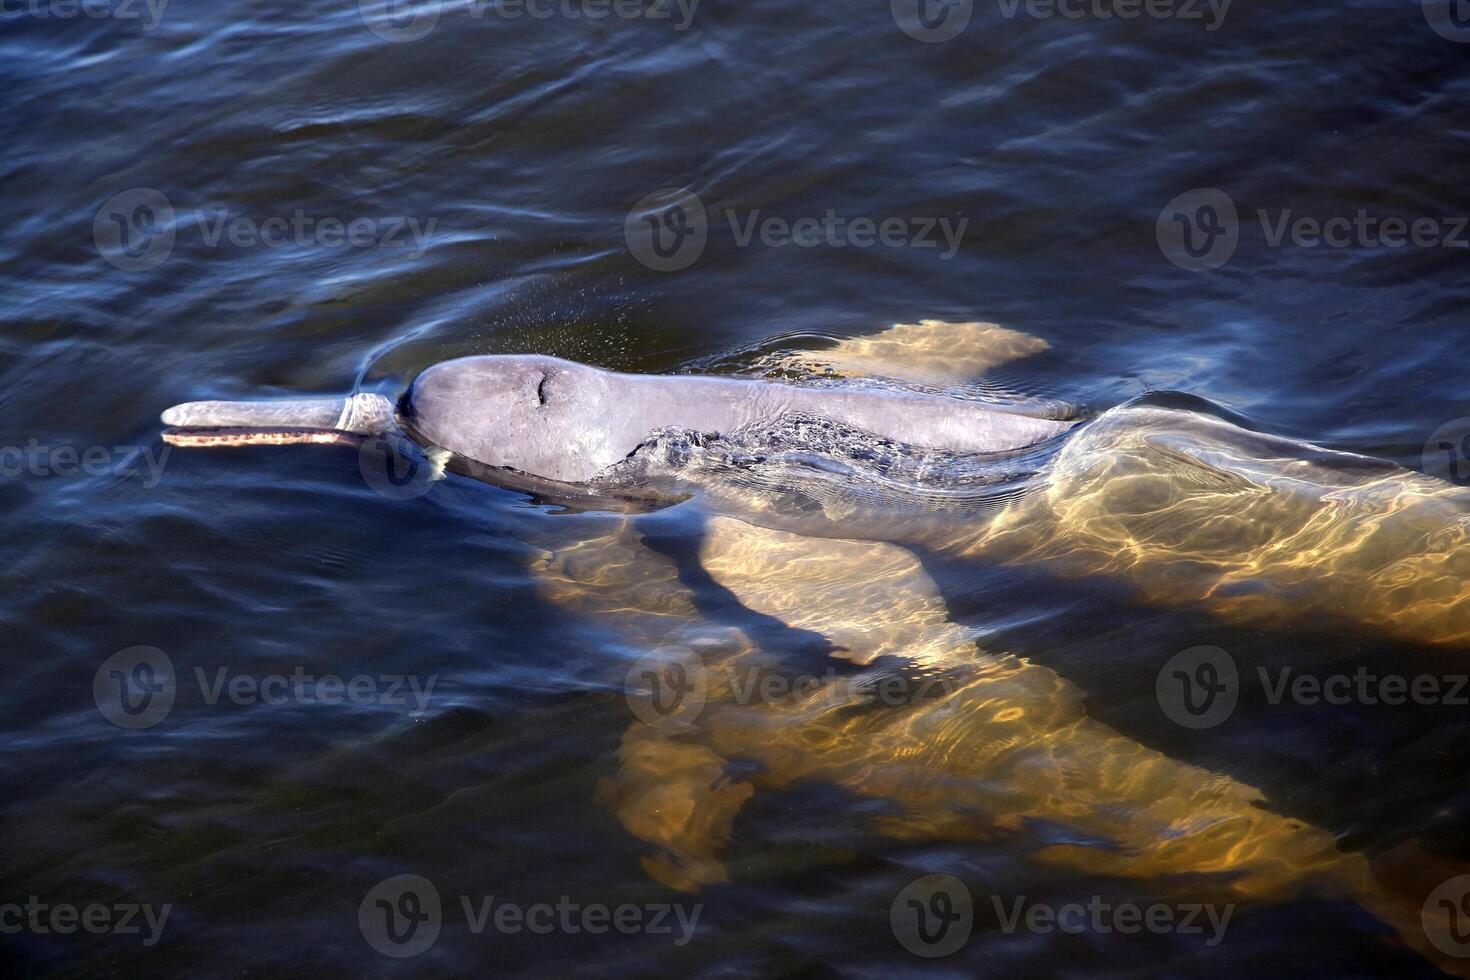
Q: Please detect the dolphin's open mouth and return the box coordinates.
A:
[160,394,397,448]
[161,426,368,448]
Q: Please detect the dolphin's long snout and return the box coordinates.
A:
[161,393,396,447]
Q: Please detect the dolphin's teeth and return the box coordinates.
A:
[161,428,365,449]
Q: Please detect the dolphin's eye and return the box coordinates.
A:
[535,374,548,406]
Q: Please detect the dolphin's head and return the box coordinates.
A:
[160,354,633,485]
[398,354,625,484]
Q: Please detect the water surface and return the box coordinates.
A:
[4,1,1470,976]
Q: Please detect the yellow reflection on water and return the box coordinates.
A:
[527,317,1470,970]
[757,320,1049,385]
[953,404,1470,646]
[531,512,1454,968]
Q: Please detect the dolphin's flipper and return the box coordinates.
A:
[696,519,1333,883]
[697,515,976,667]
[532,519,759,892]
[758,319,1050,386]
[593,722,754,893]
[525,492,1448,965]
[690,517,1461,966]
[539,513,1356,894]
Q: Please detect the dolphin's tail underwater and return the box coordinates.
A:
[160,393,397,448]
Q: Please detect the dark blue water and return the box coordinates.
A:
[5,1,1470,976]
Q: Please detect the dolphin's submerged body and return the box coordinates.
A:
[160,325,1470,973]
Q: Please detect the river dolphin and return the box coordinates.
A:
[159,321,1470,973]
[163,353,1074,482]
[162,329,1470,647]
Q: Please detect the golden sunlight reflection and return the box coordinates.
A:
[951,405,1470,646]
[530,513,1452,968]
[755,320,1049,385]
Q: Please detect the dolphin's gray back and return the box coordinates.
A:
[735,380,1073,454]
[404,355,1074,484]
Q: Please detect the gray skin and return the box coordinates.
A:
[400,355,1074,483]
[162,354,1075,483]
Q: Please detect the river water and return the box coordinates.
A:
[5,1,1470,976]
